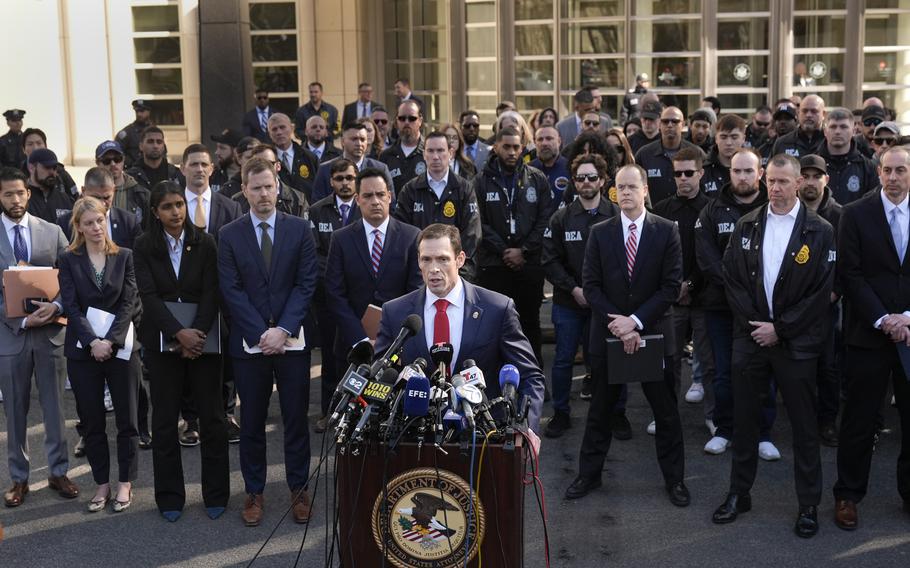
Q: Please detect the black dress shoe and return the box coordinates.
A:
[712,493,751,524]
[795,505,819,538]
[611,413,632,441]
[565,476,602,500]
[819,422,839,447]
[74,437,86,458]
[666,481,691,507]
[138,432,152,450]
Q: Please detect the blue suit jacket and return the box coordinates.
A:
[325,218,422,349]
[217,212,317,358]
[58,206,141,249]
[311,156,394,203]
[375,280,545,432]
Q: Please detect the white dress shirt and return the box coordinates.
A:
[424,276,465,364]
[165,230,184,280]
[427,170,449,199]
[2,212,32,262]
[762,200,800,318]
[185,187,212,232]
[251,209,277,248]
[308,142,325,160]
[363,217,390,258]
[620,210,647,330]
[875,191,910,328]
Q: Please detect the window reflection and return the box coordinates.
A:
[253,66,299,93]
[516,60,554,91]
[792,55,843,86]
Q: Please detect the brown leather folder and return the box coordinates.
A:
[2,267,61,318]
[361,304,383,341]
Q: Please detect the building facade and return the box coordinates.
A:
[2,0,906,166]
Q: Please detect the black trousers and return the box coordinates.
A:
[730,346,821,506]
[75,367,149,437]
[180,331,236,425]
[316,303,339,416]
[478,264,544,365]
[834,344,910,503]
[147,351,229,512]
[816,302,842,425]
[68,354,139,485]
[578,354,685,484]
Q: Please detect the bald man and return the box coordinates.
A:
[267,112,320,201]
[772,95,826,159]
[634,106,703,204]
[304,116,340,164]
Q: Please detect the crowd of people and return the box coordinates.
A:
[1,73,909,540]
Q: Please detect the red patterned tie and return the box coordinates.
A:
[433,299,450,345]
[626,222,638,279]
[371,228,383,275]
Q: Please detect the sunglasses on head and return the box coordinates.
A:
[661,118,682,125]
[573,173,600,183]
[100,155,124,165]
[874,137,896,145]
[332,174,356,182]
[673,170,697,178]
[864,119,883,127]
[373,118,388,125]
[398,115,419,123]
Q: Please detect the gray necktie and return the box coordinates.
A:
[259,221,272,270]
[891,207,906,263]
[282,151,291,172]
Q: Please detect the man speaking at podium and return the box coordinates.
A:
[374,223,545,432]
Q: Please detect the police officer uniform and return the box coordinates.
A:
[634,138,702,205]
[380,137,426,197]
[720,200,835,527]
[700,150,730,198]
[294,101,340,142]
[771,126,825,159]
[620,77,649,124]
[473,155,553,364]
[0,109,25,168]
[126,159,182,191]
[116,99,153,168]
[816,141,878,205]
[393,169,482,261]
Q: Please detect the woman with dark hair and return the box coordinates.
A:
[132,181,228,522]
[440,123,477,179]
[537,107,559,129]
[623,117,642,139]
[58,196,141,513]
[606,127,636,167]
[357,117,385,159]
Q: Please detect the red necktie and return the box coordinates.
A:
[433,299,450,345]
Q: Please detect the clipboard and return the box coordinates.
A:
[606,334,665,384]
[160,301,222,354]
[361,304,382,341]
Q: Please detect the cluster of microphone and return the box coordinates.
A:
[327,315,530,456]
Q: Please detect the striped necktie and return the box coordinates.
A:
[626,222,638,279]
[371,228,383,274]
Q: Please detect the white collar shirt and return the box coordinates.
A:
[423,277,465,364]
[363,216,390,258]
[427,170,449,199]
[164,230,184,279]
[762,200,800,318]
[2,212,31,262]
[251,209,278,248]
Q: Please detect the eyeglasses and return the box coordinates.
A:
[874,137,896,145]
[583,120,600,127]
[660,118,682,125]
[754,120,771,127]
[374,118,388,125]
[864,119,883,127]
[573,173,600,183]
[332,174,356,182]
[100,156,124,165]
[398,115,419,123]
[673,170,698,178]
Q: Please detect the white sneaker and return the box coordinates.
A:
[705,419,717,436]
[646,420,656,435]
[685,382,705,403]
[65,377,72,391]
[104,386,114,413]
[704,436,730,454]
[758,441,781,461]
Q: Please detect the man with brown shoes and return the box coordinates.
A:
[0,167,79,507]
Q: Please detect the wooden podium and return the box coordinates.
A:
[336,434,527,568]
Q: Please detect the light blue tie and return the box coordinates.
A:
[891,207,906,263]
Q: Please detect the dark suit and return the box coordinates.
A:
[375,281,546,431]
[133,227,229,513]
[58,207,141,249]
[342,100,374,128]
[217,212,317,495]
[835,190,910,504]
[308,143,341,164]
[242,106,274,143]
[311,156,393,203]
[201,191,243,240]
[578,212,685,484]
[58,247,141,485]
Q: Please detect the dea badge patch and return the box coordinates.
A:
[372,468,485,568]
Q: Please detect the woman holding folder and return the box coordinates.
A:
[133,181,229,522]
[58,196,141,512]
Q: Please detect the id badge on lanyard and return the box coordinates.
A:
[506,182,519,235]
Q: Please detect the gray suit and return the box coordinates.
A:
[0,213,70,482]
[555,113,613,149]
[465,140,491,172]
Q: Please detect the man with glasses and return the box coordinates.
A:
[96,140,151,228]
[242,89,274,143]
[311,122,392,202]
[744,105,773,150]
[635,106,702,204]
[772,94,826,159]
[542,154,618,438]
[580,112,603,135]
[459,110,491,170]
[817,107,878,205]
[855,105,887,160]
[872,122,901,163]
[380,100,426,196]
[371,107,393,148]
[654,146,715,433]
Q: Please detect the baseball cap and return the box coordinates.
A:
[636,73,650,83]
[690,108,717,126]
[132,99,151,111]
[799,154,827,175]
[640,101,663,120]
[3,109,25,121]
[95,140,124,159]
[773,103,797,121]
[211,128,243,147]
[874,121,900,136]
[861,105,886,123]
[28,148,61,167]
[236,136,260,155]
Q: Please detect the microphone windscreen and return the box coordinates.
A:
[379,367,398,384]
[402,375,431,417]
[348,340,375,365]
[430,342,454,366]
[499,364,520,388]
[402,314,423,336]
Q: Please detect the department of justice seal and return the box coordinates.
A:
[372,468,485,568]
[733,63,751,82]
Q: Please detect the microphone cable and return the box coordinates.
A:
[464,426,478,568]
[519,429,551,568]
[473,429,495,568]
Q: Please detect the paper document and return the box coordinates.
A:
[76,306,135,361]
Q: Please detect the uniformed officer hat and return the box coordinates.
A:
[95,140,124,159]
[28,148,61,167]
[211,128,243,147]
[132,99,151,111]
[799,154,827,175]
[773,103,797,121]
[636,73,650,83]
[3,109,25,121]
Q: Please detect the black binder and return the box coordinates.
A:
[606,334,665,384]
[160,301,221,354]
